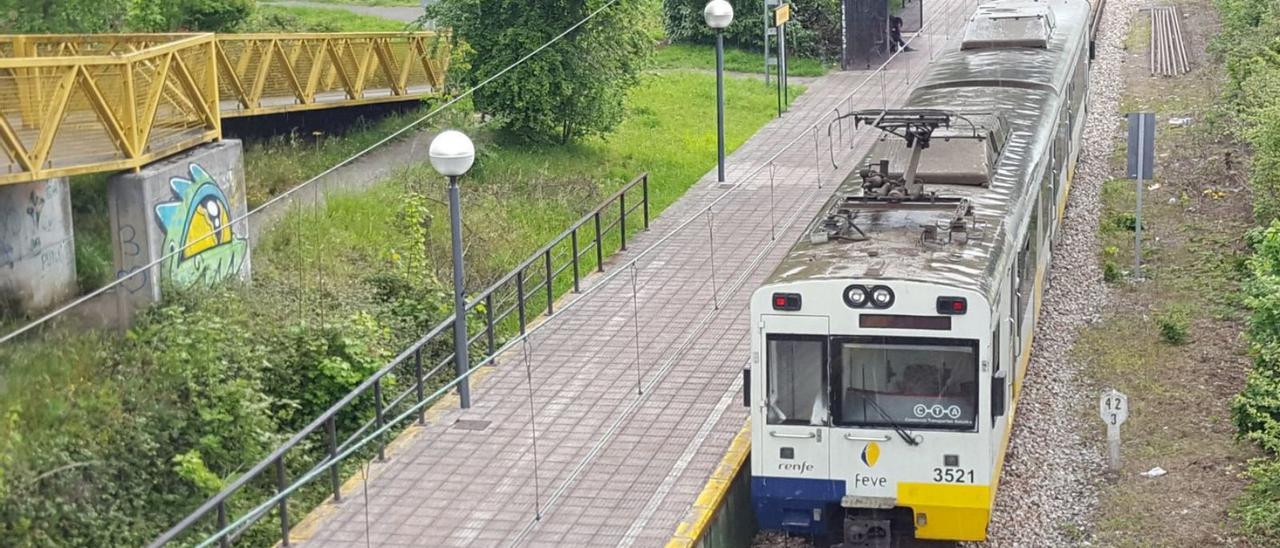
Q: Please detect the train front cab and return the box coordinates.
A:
[749,280,1009,544]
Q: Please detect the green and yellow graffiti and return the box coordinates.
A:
[154,163,248,289]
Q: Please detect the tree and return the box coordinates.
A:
[128,0,256,32]
[663,0,842,60]
[0,0,131,33]
[428,0,652,144]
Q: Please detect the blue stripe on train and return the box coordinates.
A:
[751,476,845,536]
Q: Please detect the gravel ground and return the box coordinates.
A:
[971,1,1137,546]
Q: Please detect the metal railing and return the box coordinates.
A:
[0,32,448,185]
[149,172,650,547]
[0,33,220,185]
[150,0,981,544]
[215,33,449,118]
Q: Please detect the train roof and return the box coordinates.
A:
[764,0,1091,300]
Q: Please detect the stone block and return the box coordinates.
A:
[107,140,251,313]
[0,177,77,315]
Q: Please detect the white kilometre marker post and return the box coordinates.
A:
[1099,389,1129,471]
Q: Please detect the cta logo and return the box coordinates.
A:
[913,403,963,419]
[860,442,880,467]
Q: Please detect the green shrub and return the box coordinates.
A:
[1103,260,1124,283]
[662,0,843,61]
[1235,457,1280,538]
[1156,306,1191,345]
[1231,208,1280,546]
[428,0,652,143]
[1105,211,1139,233]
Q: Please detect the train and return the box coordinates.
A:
[745,0,1092,544]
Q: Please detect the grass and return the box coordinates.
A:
[653,43,831,77]
[1083,3,1262,543]
[1,71,800,545]
[254,71,803,283]
[245,5,413,32]
[282,0,418,6]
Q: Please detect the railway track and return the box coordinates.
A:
[1149,5,1189,76]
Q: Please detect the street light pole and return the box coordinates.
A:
[704,0,734,184]
[447,174,470,408]
[715,30,726,183]
[429,130,476,409]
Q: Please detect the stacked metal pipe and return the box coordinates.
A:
[1150,5,1190,76]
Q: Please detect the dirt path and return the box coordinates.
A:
[1076,0,1261,545]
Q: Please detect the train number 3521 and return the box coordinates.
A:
[932,468,975,484]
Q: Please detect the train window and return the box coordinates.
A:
[830,336,979,431]
[991,326,1002,427]
[766,336,828,426]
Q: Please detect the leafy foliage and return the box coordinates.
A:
[0,68,792,545]
[127,0,256,31]
[1156,305,1191,345]
[1213,0,1280,224]
[1232,220,1280,538]
[1216,2,1280,540]
[1,0,258,33]
[662,0,843,60]
[0,0,131,33]
[427,0,652,143]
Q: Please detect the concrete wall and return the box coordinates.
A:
[108,140,251,314]
[0,178,77,315]
[695,458,758,548]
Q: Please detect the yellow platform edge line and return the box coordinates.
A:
[666,419,753,548]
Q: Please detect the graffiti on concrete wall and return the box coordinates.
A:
[154,163,248,289]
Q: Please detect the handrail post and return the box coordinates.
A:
[593,212,604,272]
[544,249,554,315]
[373,379,386,461]
[484,293,496,354]
[642,174,650,230]
[275,458,290,546]
[216,500,229,548]
[570,228,581,293]
[516,269,527,335]
[414,349,426,425]
[620,191,628,251]
[326,416,341,501]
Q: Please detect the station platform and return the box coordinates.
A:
[293,3,975,545]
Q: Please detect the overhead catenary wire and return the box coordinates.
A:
[0,0,627,347]
[171,1,975,543]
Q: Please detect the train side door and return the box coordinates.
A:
[759,315,831,482]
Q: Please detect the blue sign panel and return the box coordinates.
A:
[1126,112,1155,180]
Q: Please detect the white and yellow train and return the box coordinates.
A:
[747,0,1092,544]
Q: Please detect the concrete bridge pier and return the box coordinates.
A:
[107,140,252,320]
[0,177,77,316]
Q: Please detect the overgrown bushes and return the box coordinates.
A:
[662,0,843,60]
[1232,222,1280,537]
[1217,0,1280,540]
[428,0,654,143]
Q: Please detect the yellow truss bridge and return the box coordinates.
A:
[0,32,450,186]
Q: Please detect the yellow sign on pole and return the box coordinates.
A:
[774,3,791,27]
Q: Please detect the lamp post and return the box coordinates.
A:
[704,0,734,184]
[429,130,476,409]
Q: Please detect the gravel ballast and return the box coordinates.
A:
[973,1,1137,545]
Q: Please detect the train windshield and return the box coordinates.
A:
[832,337,978,431]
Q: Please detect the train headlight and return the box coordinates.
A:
[843,285,870,308]
[870,286,895,308]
